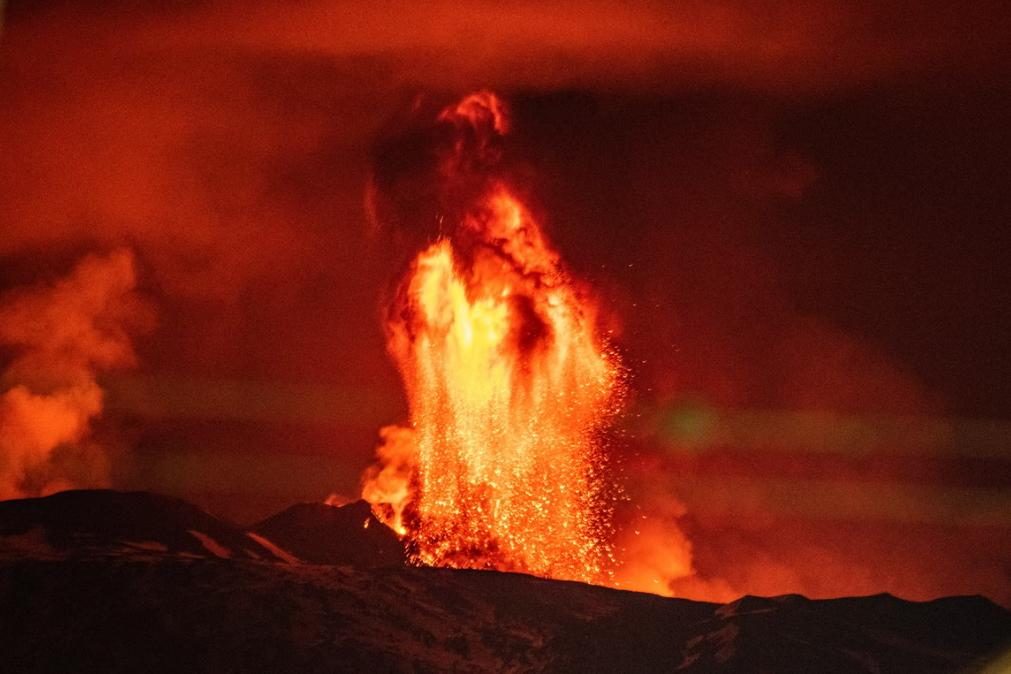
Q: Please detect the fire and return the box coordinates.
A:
[362,93,623,583]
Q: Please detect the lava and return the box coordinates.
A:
[362,93,623,583]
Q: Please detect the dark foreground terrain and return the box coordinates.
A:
[0,491,1008,673]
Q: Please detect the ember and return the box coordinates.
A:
[362,93,623,582]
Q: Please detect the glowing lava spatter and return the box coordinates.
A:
[362,93,622,583]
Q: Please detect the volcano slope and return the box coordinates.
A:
[0,490,1008,673]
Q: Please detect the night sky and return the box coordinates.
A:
[1,1,1009,603]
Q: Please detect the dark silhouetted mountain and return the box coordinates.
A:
[250,499,405,567]
[0,489,290,562]
[0,490,1008,673]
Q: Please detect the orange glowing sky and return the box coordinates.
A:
[0,0,1009,605]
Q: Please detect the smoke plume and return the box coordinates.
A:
[0,248,152,498]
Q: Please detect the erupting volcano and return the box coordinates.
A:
[362,93,623,583]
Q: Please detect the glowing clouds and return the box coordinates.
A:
[0,249,153,499]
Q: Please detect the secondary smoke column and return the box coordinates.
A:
[0,249,152,499]
[362,93,623,582]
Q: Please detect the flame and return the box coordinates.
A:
[362,93,622,583]
[360,425,414,536]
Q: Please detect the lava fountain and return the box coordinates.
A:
[362,92,623,583]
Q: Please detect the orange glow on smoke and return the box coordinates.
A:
[362,93,622,583]
[437,90,510,135]
[0,249,150,499]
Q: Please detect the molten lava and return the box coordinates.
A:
[362,93,622,583]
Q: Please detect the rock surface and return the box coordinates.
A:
[250,499,404,567]
[0,490,1008,673]
[0,489,288,562]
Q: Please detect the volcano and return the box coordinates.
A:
[0,489,290,562]
[250,499,405,567]
[0,489,1007,673]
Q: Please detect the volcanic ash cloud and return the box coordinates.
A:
[0,248,153,499]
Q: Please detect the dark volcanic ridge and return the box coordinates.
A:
[0,489,401,567]
[0,489,285,562]
[251,499,404,567]
[0,489,1008,673]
